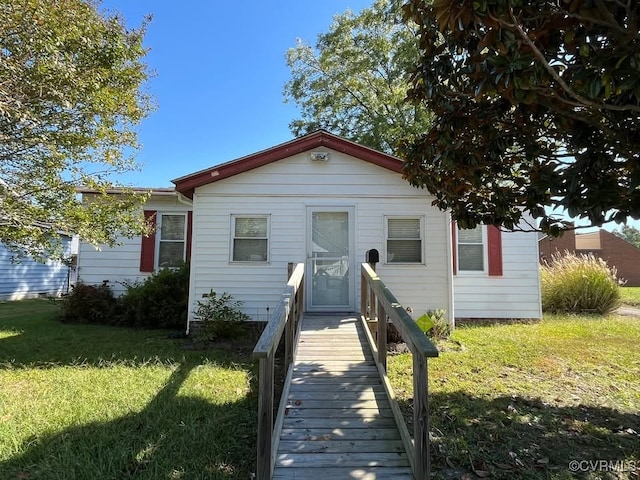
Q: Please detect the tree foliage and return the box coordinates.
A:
[401,0,640,234]
[613,224,640,249]
[284,0,433,154]
[0,0,153,259]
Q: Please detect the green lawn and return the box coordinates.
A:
[0,300,258,480]
[388,314,640,480]
[3,301,639,480]
[620,286,640,306]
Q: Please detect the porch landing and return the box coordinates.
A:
[272,314,413,479]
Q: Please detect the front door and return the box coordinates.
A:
[307,207,355,312]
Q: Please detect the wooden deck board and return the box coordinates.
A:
[273,467,414,479]
[272,314,413,479]
[279,428,401,441]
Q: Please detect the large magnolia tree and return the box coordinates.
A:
[284,0,432,154]
[401,0,640,234]
[0,0,153,259]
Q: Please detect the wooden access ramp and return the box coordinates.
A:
[272,314,414,479]
[253,263,438,480]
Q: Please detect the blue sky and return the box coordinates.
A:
[100,0,372,187]
[98,1,631,232]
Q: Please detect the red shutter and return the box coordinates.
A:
[140,210,157,272]
[186,210,193,262]
[488,225,503,276]
[451,221,457,275]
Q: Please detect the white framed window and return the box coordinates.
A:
[457,224,486,272]
[157,213,187,268]
[231,215,270,262]
[385,217,423,264]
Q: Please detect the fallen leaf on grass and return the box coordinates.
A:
[509,451,525,467]
[473,469,491,478]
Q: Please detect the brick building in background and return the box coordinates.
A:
[539,229,640,286]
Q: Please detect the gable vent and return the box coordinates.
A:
[309,151,330,162]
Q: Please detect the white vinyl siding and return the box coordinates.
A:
[231,215,269,262]
[453,216,542,320]
[386,217,423,264]
[77,195,191,296]
[189,150,452,323]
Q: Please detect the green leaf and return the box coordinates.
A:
[0,0,153,257]
[580,43,590,57]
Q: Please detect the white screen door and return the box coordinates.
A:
[307,208,354,311]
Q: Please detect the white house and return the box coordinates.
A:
[77,131,541,328]
[76,187,192,296]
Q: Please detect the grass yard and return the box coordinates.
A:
[0,300,259,480]
[388,314,640,480]
[620,287,640,307]
[2,301,640,480]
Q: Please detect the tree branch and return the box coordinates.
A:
[493,10,640,113]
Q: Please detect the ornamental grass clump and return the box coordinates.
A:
[540,252,621,314]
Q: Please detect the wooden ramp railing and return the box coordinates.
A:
[360,263,439,479]
[253,262,438,480]
[253,263,305,480]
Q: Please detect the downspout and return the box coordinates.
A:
[176,191,195,335]
[445,212,455,330]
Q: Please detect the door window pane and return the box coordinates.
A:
[312,212,349,256]
[310,211,350,308]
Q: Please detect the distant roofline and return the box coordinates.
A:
[76,187,177,196]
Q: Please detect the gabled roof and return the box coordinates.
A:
[172,130,403,199]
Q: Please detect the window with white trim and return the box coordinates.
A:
[157,213,187,268]
[386,217,423,263]
[457,225,485,272]
[231,215,269,262]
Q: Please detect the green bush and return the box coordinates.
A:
[59,264,190,330]
[540,252,621,314]
[415,308,450,340]
[119,263,190,329]
[59,282,118,324]
[194,290,250,341]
